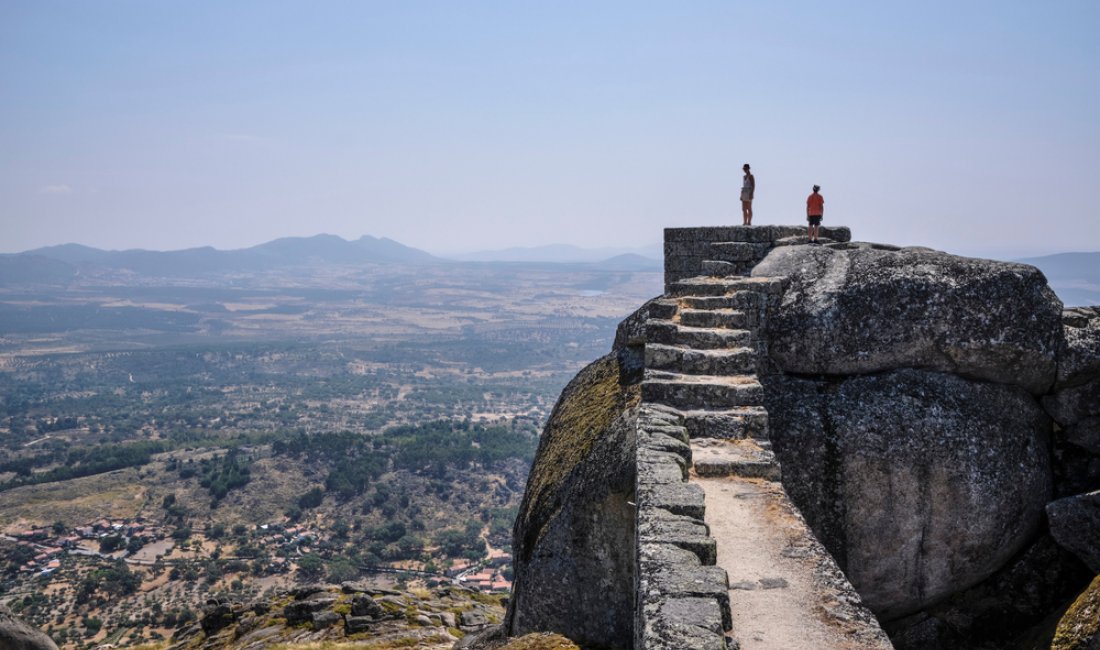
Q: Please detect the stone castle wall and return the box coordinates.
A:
[663,225,851,290]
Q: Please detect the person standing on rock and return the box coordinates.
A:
[741,164,755,225]
[806,185,824,244]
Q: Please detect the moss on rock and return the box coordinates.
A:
[514,353,639,559]
[499,632,581,649]
[1053,574,1100,650]
[507,352,640,647]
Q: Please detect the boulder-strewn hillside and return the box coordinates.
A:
[166,583,503,650]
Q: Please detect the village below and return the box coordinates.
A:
[0,241,663,648]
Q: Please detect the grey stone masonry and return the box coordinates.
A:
[635,404,729,650]
[637,225,892,649]
[636,270,785,648]
[664,225,851,291]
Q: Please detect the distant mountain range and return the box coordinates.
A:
[1016,251,1100,307]
[10,235,1090,305]
[445,242,663,264]
[0,235,663,285]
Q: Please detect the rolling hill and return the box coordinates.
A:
[1016,251,1100,307]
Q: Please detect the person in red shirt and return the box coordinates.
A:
[806,185,824,244]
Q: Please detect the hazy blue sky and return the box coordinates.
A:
[2,1,1098,258]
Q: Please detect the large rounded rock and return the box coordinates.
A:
[753,244,1063,394]
[0,605,58,650]
[1048,490,1100,572]
[1058,307,1100,388]
[765,369,1052,620]
[506,353,640,648]
[1044,379,1100,428]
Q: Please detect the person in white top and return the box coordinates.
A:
[741,163,755,225]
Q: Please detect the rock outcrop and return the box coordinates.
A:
[1048,490,1100,572]
[173,584,499,649]
[764,369,1052,618]
[505,227,1100,650]
[0,605,58,650]
[750,241,1100,645]
[1054,575,1100,650]
[753,244,1063,394]
[506,353,640,648]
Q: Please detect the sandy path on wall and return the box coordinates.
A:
[696,475,889,650]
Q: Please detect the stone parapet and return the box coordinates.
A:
[664,225,851,290]
[634,405,730,649]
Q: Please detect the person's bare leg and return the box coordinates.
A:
[742,201,752,225]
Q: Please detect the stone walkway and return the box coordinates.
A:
[697,474,891,650]
[641,269,892,649]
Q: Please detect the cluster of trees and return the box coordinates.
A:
[0,440,165,491]
[75,561,141,604]
[273,420,537,502]
[273,431,388,499]
[432,520,486,561]
[387,420,537,475]
[198,448,252,503]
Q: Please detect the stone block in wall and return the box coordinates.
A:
[638,429,692,462]
[707,242,757,262]
[645,565,731,630]
[638,450,689,484]
[639,541,704,572]
[638,481,706,519]
[641,598,728,650]
[700,260,736,276]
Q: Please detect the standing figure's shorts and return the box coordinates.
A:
[808,216,822,225]
[741,189,753,202]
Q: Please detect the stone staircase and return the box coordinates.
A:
[641,275,784,482]
[636,225,894,650]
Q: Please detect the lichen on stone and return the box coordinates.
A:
[499,632,581,649]
[1053,574,1100,650]
[514,353,639,559]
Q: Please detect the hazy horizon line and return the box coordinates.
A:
[2,231,1096,262]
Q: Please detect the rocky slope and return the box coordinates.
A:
[0,604,59,650]
[504,235,1100,650]
[168,582,505,650]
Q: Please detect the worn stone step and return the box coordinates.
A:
[681,407,769,440]
[637,508,717,567]
[645,344,757,376]
[668,277,745,297]
[705,241,760,263]
[638,480,707,520]
[668,276,787,298]
[772,235,843,248]
[680,293,766,312]
[642,371,764,409]
[648,298,680,321]
[691,439,781,481]
[678,308,755,330]
[646,319,755,350]
[701,260,750,277]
